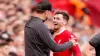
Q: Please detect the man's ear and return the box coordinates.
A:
[63,20,67,25]
[45,10,48,14]
[44,11,46,15]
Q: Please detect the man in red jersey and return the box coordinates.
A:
[52,11,82,56]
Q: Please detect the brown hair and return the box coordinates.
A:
[13,24,23,35]
[55,11,69,22]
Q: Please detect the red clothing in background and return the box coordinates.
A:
[49,0,75,15]
[86,0,100,27]
[53,30,81,56]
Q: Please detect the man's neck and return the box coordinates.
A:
[55,27,66,35]
[53,27,66,38]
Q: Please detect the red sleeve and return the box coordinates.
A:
[70,34,82,56]
[72,45,82,56]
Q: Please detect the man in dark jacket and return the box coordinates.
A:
[24,1,77,56]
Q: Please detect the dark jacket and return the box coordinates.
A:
[89,33,100,56]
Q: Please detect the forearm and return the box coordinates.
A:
[52,41,73,52]
[89,33,100,47]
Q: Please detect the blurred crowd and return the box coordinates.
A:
[0,0,100,56]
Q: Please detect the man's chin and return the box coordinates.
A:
[53,28,59,32]
[54,27,58,29]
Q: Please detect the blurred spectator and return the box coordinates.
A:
[0,19,11,45]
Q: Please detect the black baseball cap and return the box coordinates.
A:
[37,1,54,12]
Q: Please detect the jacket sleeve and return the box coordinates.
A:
[36,24,73,52]
[89,33,100,48]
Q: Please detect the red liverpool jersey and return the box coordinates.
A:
[53,30,81,56]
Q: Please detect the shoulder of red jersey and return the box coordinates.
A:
[64,30,76,38]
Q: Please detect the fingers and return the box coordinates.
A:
[70,37,77,46]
